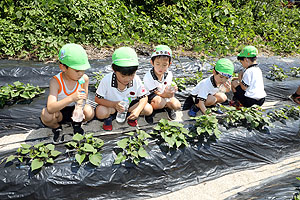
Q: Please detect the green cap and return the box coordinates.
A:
[112,47,139,67]
[151,45,172,58]
[58,43,90,70]
[215,58,234,78]
[238,46,258,57]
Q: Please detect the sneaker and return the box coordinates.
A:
[144,114,154,124]
[229,100,243,109]
[165,107,176,120]
[52,126,62,144]
[103,116,113,131]
[288,95,300,105]
[72,122,84,135]
[128,119,138,127]
[188,104,200,117]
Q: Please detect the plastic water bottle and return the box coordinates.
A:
[72,77,86,122]
[169,82,176,92]
[116,99,129,123]
[219,84,227,93]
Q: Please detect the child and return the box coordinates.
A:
[40,43,95,143]
[231,46,266,107]
[143,45,181,123]
[289,85,300,105]
[95,47,153,131]
[187,58,234,117]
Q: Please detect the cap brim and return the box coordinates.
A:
[70,63,91,70]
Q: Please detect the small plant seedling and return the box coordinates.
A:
[91,71,105,90]
[190,112,222,139]
[220,106,272,131]
[290,67,300,77]
[151,119,190,148]
[174,71,203,91]
[114,129,151,165]
[266,65,288,81]
[3,142,61,171]
[0,81,45,108]
[65,133,104,167]
[292,177,300,200]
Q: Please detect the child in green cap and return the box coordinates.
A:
[231,46,266,107]
[143,45,181,123]
[187,58,234,117]
[94,47,153,131]
[40,43,95,143]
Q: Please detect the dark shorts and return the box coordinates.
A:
[234,85,265,107]
[182,95,200,110]
[59,105,76,124]
[147,92,157,103]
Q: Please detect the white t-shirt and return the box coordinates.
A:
[143,68,173,94]
[191,76,219,101]
[95,72,147,102]
[242,65,266,100]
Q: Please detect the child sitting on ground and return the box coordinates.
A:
[40,43,95,143]
[187,58,234,117]
[95,47,153,131]
[143,45,181,123]
[231,46,266,107]
[289,85,300,105]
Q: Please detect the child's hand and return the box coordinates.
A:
[73,89,87,102]
[115,101,125,113]
[163,87,175,98]
[127,109,140,120]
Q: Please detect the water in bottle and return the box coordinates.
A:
[116,99,129,123]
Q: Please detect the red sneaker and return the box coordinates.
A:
[103,116,113,131]
[229,100,243,109]
[127,119,138,127]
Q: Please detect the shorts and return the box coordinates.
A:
[59,105,76,124]
[182,95,200,110]
[147,92,157,103]
[234,85,265,107]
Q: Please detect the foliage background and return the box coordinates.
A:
[0,0,299,60]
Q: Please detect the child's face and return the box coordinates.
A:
[151,56,171,76]
[114,71,135,86]
[61,64,85,81]
[214,71,230,85]
[239,58,249,68]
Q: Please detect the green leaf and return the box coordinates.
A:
[45,144,55,151]
[34,142,45,148]
[46,158,54,164]
[31,159,43,171]
[81,143,96,153]
[114,152,126,164]
[138,147,148,158]
[50,150,61,157]
[73,133,84,141]
[21,144,31,149]
[75,153,86,165]
[37,152,48,158]
[65,141,77,148]
[21,149,31,154]
[6,155,16,163]
[117,138,129,149]
[176,140,182,148]
[89,153,102,166]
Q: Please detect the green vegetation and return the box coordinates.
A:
[115,129,151,165]
[1,0,299,60]
[65,133,104,166]
[266,65,288,81]
[3,143,61,171]
[0,81,45,108]
[151,119,190,148]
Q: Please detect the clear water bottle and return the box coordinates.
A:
[116,99,129,123]
[72,91,86,122]
[169,82,176,92]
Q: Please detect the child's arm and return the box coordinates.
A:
[47,78,86,114]
[127,96,148,120]
[197,100,207,114]
[155,88,174,98]
[95,97,124,112]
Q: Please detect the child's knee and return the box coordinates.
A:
[95,105,111,119]
[151,96,166,109]
[143,103,153,116]
[83,105,95,121]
